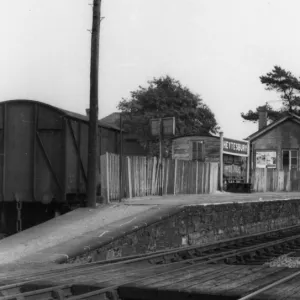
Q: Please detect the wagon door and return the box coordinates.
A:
[3,103,35,203]
[35,105,64,204]
[64,119,88,202]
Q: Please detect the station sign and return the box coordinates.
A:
[223,137,248,157]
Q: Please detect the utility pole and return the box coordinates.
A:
[87,0,102,208]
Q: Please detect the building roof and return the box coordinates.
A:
[0,99,121,131]
[172,131,219,140]
[247,112,300,141]
[99,112,145,138]
[99,112,121,126]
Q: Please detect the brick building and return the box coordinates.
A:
[247,106,300,171]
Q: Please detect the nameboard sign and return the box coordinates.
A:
[223,137,248,157]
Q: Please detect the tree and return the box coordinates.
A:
[241,66,300,123]
[118,75,219,156]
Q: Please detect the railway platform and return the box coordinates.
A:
[1,191,300,273]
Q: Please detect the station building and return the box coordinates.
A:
[247,106,300,172]
[171,132,248,183]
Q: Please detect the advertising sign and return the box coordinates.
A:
[223,137,248,157]
[256,151,276,168]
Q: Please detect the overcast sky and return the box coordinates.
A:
[1,0,300,139]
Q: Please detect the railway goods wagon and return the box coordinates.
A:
[0,99,121,235]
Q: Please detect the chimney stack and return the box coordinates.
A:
[257,105,267,130]
[86,109,90,118]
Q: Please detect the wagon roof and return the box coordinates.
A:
[0,99,121,131]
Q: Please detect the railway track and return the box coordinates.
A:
[2,224,300,299]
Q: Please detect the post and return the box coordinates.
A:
[174,159,178,195]
[87,0,101,207]
[119,113,123,202]
[246,141,250,183]
[127,156,132,198]
[219,131,224,191]
[106,152,110,202]
[159,119,163,196]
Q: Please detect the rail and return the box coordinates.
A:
[238,270,300,300]
[2,224,300,299]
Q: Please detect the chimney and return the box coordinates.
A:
[86,109,90,118]
[257,105,267,130]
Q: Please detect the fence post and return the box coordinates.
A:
[127,156,132,198]
[219,131,224,191]
[106,152,110,203]
[195,161,198,194]
[165,159,169,195]
[174,159,178,195]
[263,167,267,192]
[151,157,156,194]
[246,141,250,183]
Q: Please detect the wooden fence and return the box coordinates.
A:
[252,168,300,192]
[100,153,219,202]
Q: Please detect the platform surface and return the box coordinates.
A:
[0,203,155,267]
[124,191,300,205]
[1,191,300,272]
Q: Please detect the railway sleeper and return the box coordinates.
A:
[0,284,111,300]
[0,283,57,298]
[0,286,72,300]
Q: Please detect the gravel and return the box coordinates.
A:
[265,254,300,268]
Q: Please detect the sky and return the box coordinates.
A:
[1,0,300,140]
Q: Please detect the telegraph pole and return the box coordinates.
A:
[87,0,102,208]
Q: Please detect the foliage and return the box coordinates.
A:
[241,66,300,123]
[118,76,219,156]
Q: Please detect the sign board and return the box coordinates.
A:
[150,117,175,136]
[162,117,175,136]
[223,137,248,157]
[256,151,276,168]
[150,119,161,136]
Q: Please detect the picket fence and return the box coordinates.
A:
[252,168,300,192]
[100,153,219,202]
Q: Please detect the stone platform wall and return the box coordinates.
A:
[67,199,300,264]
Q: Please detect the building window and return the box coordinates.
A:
[282,150,298,170]
[192,141,205,161]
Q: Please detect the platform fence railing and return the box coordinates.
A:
[251,168,300,192]
[100,153,219,202]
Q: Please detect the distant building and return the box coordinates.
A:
[247,106,300,171]
[172,132,247,181]
[99,112,147,156]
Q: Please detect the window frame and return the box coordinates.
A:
[191,140,205,162]
[282,149,299,170]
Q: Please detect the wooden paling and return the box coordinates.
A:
[252,168,300,192]
[100,153,219,202]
